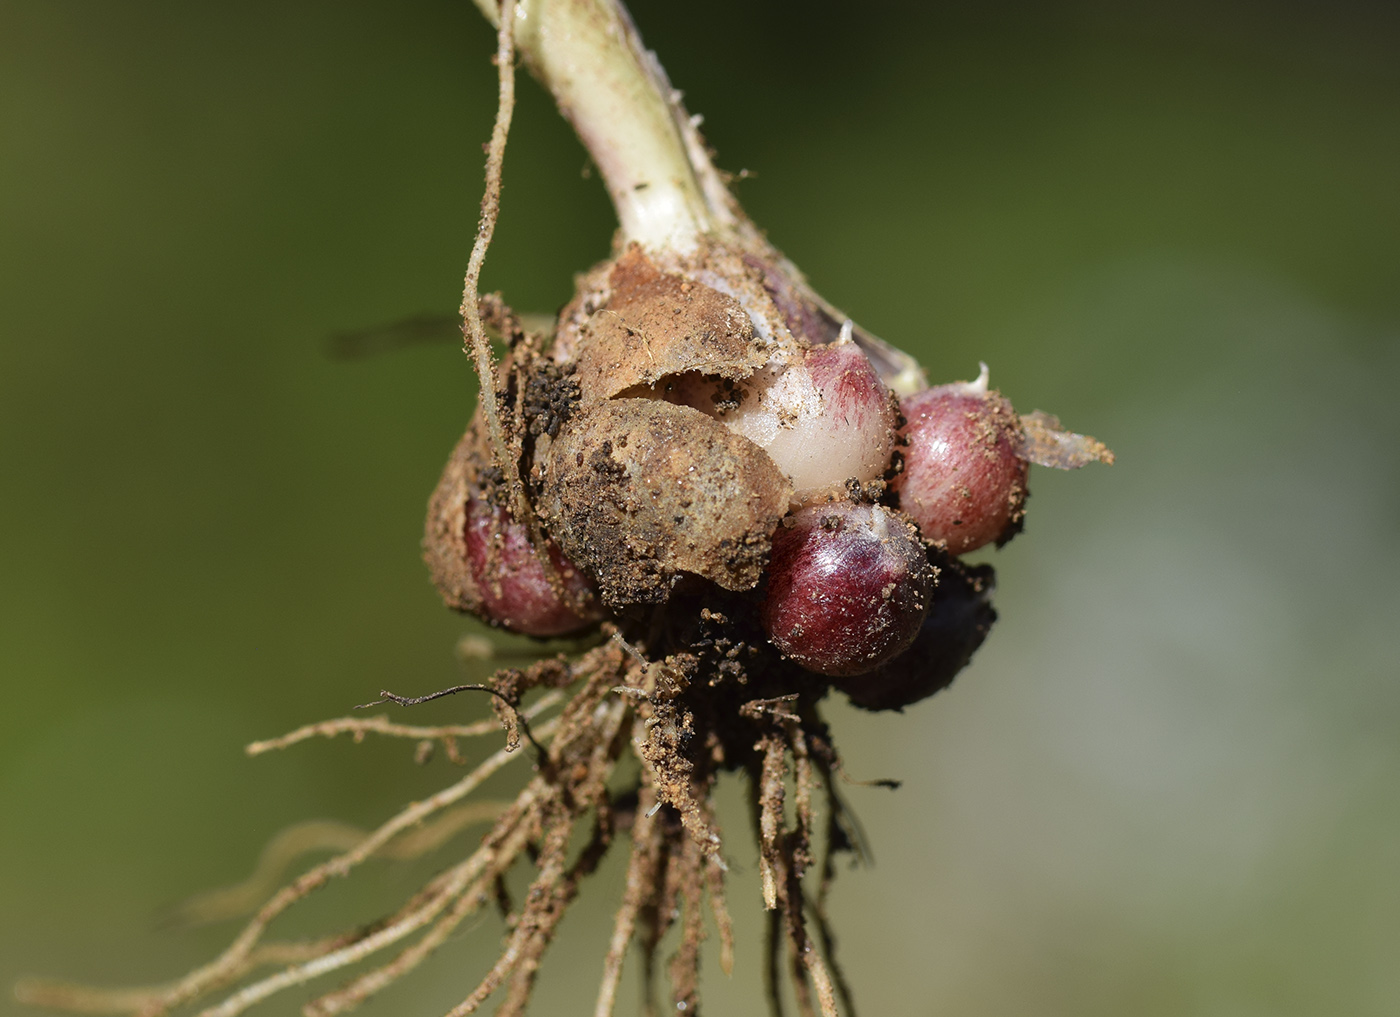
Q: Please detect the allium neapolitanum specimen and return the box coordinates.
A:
[17,4,1111,1017]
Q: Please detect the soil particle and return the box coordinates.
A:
[522,360,581,438]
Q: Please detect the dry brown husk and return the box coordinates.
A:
[534,397,793,606]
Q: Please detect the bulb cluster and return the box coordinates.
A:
[426,243,1109,709]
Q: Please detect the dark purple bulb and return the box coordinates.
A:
[463,498,603,637]
[892,368,1028,554]
[836,559,996,711]
[425,424,603,637]
[761,502,935,677]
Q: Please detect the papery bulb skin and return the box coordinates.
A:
[566,246,774,402]
[837,558,997,711]
[892,368,1029,554]
[761,502,936,677]
[463,498,603,637]
[720,341,897,502]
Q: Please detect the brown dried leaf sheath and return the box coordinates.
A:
[571,247,774,401]
[536,398,793,605]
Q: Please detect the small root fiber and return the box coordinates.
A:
[18,622,867,1017]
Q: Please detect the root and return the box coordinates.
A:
[665,831,706,1014]
[445,695,630,1016]
[459,0,521,515]
[163,803,506,928]
[756,733,787,911]
[243,689,563,757]
[193,853,485,1017]
[763,905,785,1017]
[638,819,679,1017]
[592,785,659,1017]
[705,845,736,977]
[305,792,541,1017]
[20,623,872,1017]
[745,696,853,1017]
[157,730,548,1016]
[810,771,862,1017]
[12,941,354,1017]
[617,648,724,862]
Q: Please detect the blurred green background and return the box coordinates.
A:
[3,1,1398,1014]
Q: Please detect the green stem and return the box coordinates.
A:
[470,0,928,393]
[470,0,748,251]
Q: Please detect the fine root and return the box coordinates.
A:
[162,802,506,928]
[19,623,873,1017]
[459,0,521,515]
[592,784,659,1017]
[243,688,563,758]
